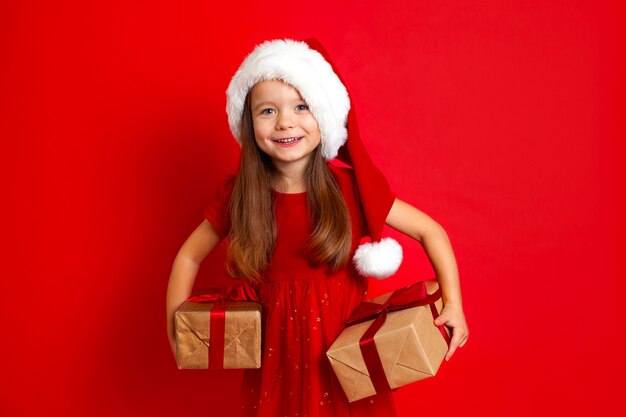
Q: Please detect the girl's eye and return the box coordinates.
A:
[261,108,275,115]
[296,104,309,111]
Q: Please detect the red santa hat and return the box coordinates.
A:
[226,38,403,279]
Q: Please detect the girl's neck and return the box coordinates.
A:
[272,165,307,193]
[272,175,307,194]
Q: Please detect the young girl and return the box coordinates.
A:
[166,38,469,417]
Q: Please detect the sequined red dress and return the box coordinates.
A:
[203,162,397,417]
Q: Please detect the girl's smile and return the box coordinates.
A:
[272,136,304,146]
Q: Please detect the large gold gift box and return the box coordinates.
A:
[175,299,262,369]
[326,280,450,402]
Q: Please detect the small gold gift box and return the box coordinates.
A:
[175,286,262,369]
[326,280,450,402]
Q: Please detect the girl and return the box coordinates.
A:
[166,38,469,417]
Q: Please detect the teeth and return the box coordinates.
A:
[276,137,301,144]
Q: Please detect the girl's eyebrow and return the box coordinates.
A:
[252,100,273,111]
[252,98,306,111]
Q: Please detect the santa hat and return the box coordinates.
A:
[226,38,403,279]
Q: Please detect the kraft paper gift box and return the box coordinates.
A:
[326,280,451,402]
[175,285,262,369]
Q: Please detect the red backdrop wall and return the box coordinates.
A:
[2,1,624,416]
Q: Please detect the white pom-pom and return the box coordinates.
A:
[352,237,403,279]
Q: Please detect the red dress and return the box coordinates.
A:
[204,162,397,417]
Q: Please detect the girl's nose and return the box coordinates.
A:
[275,112,295,130]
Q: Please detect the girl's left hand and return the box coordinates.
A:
[433,304,469,361]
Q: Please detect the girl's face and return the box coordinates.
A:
[249,80,321,171]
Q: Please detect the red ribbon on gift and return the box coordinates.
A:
[185,284,260,369]
[344,281,451,395]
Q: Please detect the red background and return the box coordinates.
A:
[2,1,624,416]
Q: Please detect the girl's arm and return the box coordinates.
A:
[385,198,469,360]
[166,219,222,359]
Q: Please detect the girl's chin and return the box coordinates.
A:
[269,152,314,166]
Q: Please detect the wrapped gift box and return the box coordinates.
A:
[326,280,451,402]
[175,287,262,369]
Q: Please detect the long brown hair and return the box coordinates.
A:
[226,92,352,283]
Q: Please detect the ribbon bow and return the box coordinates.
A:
[344,281,451,395]
[186,283,260,304]
[185,284,260,368]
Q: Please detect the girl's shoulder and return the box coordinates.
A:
[326,162,361,206]
[203,173,237,238]
[216,173,237,195]
[326,161,356,187]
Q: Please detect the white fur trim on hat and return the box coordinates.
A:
[352,237,403,279]
[226,39,350,160]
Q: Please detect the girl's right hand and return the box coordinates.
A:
[168,332,177,359]
[166,313,178,361]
